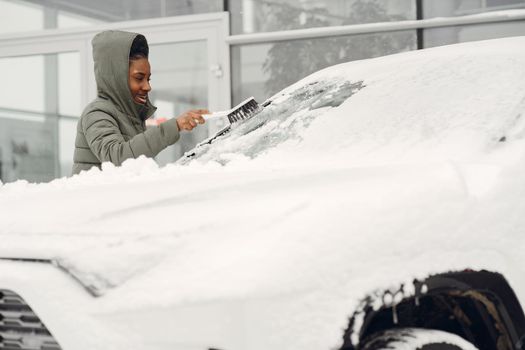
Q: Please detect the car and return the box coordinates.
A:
[1,35,525,350]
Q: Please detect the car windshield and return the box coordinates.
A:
[177,78,365,165]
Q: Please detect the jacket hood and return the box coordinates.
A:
[92,30,156,121]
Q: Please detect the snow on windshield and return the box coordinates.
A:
[171,37,525,172]
[178,79,365,165]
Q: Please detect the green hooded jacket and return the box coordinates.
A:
[72,30,180,175]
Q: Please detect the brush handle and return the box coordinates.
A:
[202,111,229,120]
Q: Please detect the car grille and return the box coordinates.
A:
[0,289,62,350]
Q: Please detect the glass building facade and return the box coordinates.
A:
[0,0,524,183]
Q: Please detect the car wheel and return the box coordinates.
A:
[358,328,478,350]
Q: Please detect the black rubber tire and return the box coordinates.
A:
[358,328,478,350]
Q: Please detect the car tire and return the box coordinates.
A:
[358,328,479,350]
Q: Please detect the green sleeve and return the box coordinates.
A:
[82,111,180,166]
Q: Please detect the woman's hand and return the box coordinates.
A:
[176,109,209,131]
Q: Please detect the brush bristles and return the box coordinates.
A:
[227,98,260,123]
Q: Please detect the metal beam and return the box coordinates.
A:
[226,9,525,45]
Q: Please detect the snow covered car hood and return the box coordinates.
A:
[1,36,525,350]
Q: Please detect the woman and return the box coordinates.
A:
[72,30,208,174]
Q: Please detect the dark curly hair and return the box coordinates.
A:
[129,34,149,61]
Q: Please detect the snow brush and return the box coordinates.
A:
[182,97,272,159]
[203,96,271,124]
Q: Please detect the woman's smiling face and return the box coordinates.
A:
[128,57,151,105]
